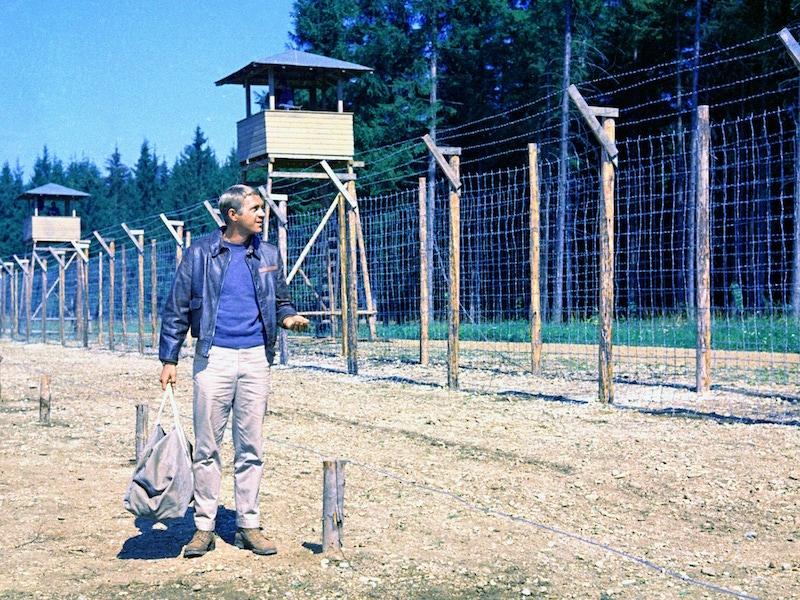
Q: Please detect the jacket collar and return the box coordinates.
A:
[210,227,262,258]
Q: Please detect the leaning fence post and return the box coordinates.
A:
[322,459,346,552]
[135,403,149,462]
[39,375,51,424]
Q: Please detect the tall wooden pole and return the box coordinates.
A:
[151,239,158,349]
[338,193,349,358]
[528,144,542,376]
[137,232,145,354]
[599,118,616,404]
[97,253,103,345]
[346,181,359,375]
[419,177,430,365]
[278,198,289,365]
[40,257,47,344]
[121,244,127,346]
[696,105,712,393]
[109,241,116,352]
[58,258,65,345]
[76,256,85,344]
[24,261,32,343]
[447,155,461,389]
[80,252,89,348]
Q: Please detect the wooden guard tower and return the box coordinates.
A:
[19,183,88,252]
[216,49,375,374]
[216,49,372,177]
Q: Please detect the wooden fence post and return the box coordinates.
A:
[122,224,146,353]
[137,233,145,353]
[97,252,103,345]
[422,135,462,389]
[419,177,429,366]
[529,143,542,376]
[338,193,349,359]
[278,197,290,365]
[94,233,116,351]
[39,375,51,424]
[120,244,127,346]
[14,256,32,343]
[74,242,90,349]
[135,403,149,462]
[347,182,359,376]
[598,116,617,404]
[447,154,461,390]
[151,239,158,349]
[696,105,712,394]
[321,459,346,552]
[33,253,47,344]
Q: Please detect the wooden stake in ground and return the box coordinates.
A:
[39,375,51,424]
[135,403,149,462]
[321,459,346,552]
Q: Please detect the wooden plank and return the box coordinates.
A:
[160,214,185,247]
[321,161,357,208]
[568,85,619,167]
[287,196,340,285]
[422,134,462,190]
[270,171,357,181]
[528,144,542,376]
[696,105,712,393]
[779,28,800,71]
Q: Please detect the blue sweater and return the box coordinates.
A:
[212,243,266,349]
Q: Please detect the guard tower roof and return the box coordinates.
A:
[215,49,372,88]
[17,183,90,201]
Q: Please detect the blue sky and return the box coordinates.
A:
[0,0,296,180]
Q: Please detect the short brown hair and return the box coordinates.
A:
[218,184,258,224]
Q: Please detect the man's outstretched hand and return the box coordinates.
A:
[282,314,310,332]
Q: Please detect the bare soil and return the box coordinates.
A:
[0,339,798,599]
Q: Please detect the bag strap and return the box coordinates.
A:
[153,384,191,452]
[154,384,172,427]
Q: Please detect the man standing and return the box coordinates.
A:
[159,184,308,558]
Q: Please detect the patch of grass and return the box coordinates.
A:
[368,313,800,353]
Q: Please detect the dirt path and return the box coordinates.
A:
[0,340,798,599]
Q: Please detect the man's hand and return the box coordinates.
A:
[282,314,310,332]
[160,364,177,390]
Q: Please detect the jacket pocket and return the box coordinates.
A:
[189,297,202,337]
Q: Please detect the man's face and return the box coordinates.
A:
[233,194,265,236]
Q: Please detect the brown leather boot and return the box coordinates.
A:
[183,529,215,558]
[234,528,277,555]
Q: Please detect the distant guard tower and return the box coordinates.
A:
[216,50,375,374]
[18,182,88,252]
[14,183,90,344]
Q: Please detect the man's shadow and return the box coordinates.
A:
[117,506,237,560]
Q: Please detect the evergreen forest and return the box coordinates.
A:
[1,0,798,260]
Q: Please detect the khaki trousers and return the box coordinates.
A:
[191,345,270,531]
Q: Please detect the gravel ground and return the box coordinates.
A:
[0,339,798,599]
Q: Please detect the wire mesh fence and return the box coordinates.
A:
[2,40,799,426]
